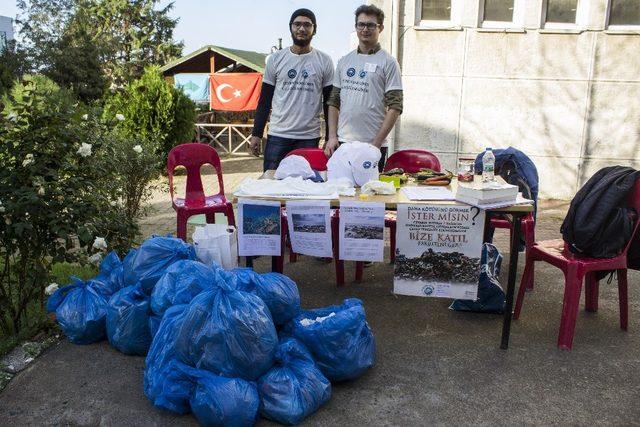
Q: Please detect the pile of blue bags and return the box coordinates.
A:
[48,235,376,426]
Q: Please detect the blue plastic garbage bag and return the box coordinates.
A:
[106,284,152,355]
[286,298,375,382]
[96,251,121,280]
[124,236,196,293]
[46,277,108,344]
[233,268,301,325]
[187,365,260,427]
[148,314,162,339]
[450,243,505,314]
[144,304,192,414]
[151,260,220,316]
[175,280,278,381]
[258,337,331,425]
[87,251,125,297]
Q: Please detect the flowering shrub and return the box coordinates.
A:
[0,75,136,335]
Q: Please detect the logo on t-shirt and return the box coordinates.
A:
[301,70,309,79]
[363,161,372,169]
[346,67,356,77]
[359,70,367,78]
[422,285,435,296]
[287,69,297,79]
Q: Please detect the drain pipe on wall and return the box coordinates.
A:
[388,0,401,155]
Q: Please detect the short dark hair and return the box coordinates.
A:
[354,4,385,25]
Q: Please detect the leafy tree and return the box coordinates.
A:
[104,66,196,159]
[0,41,29,97]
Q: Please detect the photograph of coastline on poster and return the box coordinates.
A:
[394,203,486,300]
[237,199,282,256]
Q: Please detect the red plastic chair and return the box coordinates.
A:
[384,150,442,263]
[167,143,236,241]
[513,178,640,350]
[286,148,329,171]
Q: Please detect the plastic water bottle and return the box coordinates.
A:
[482,148,495,183]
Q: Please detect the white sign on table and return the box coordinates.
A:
[237,199,282,256]
[394,203,486,300]
[286,200,333,258]
[338,201,385,262]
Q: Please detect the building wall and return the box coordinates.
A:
[0,16,14,50]
[373,0,640,199]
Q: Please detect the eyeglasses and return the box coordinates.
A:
[292,22,314,30]
[356,22,379,30]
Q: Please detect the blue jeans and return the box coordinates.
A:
[263,135,320,171]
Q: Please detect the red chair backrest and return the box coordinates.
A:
[384,149,442,173]
[286,148,328,171]
[167,143,224,205]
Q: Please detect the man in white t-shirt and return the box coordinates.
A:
[248,8,334,171]
[324,4,403,172]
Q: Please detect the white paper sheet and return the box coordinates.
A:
[338,201,385,262]
[237,199,282,256]
[401,186,455,201]
[286,200,333,258]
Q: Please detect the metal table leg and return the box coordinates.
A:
[500,212,525,349]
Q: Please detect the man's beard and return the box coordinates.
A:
[291,32,312,47]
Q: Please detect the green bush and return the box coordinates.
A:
[104,66,197,160]
[0,75,136,336]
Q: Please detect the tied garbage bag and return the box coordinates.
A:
[124,236,196,293]
[144,304,192,414]
[286,298,375,382]
[187,365,260,427]
[175,281,278,381]
[150,260,220,316]
[233,268,301,325]
[92,251,126,297]
[106,284,152,355]
[450,243,505,314]
[258,338,331,425]
[46,277,108,344]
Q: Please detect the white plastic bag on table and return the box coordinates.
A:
[192,224,238,270]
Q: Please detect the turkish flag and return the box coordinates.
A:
[210,73,262,111]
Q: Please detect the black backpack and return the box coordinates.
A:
[561,166,639,259]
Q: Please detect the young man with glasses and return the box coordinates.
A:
[249,8,334,171]
[324,4,403,172]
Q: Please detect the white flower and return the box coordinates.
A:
[88,253,102,265]
[45,283,59,295]
[82,114,88,120]
[115,113,125,121]
[7,112,17,122]
[92,236,107,251]
[77,143,92,157]
[0,206,4,213]
[22,154,34,167]
[4,216,11,225]
[38,187,45,196]
[133,145,143,154]
[24,357,34,364]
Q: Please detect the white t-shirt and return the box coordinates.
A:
[333,49,402,147]
[327,142,381,187]
[263,47,334,139]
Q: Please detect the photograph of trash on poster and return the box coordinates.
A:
[394,203,486,300]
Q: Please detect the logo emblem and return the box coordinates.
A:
[363,161,372,169]
[287,69,297,79]
[346,67,356,77]
[301,70,309,79]
[422,285,435,296]
[359,70,367,78]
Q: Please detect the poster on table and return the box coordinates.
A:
[338,201,385,262]
[286,200,333,258]
[393,203,486,300]
[237,199,282,256]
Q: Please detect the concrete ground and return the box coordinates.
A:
[2,157,640,425]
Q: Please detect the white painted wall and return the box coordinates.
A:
[374,0,640,199]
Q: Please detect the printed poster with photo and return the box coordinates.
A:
[237,199,282,256]
[286,200,333,258]
[338,201,385,262]
[394,203,486,300]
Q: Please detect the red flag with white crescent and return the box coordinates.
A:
[210,73,262,111]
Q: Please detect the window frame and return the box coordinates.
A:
[606,0,640,30]
[541,0,588,30]
[478,0,526,29]
[415,0,463,29]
